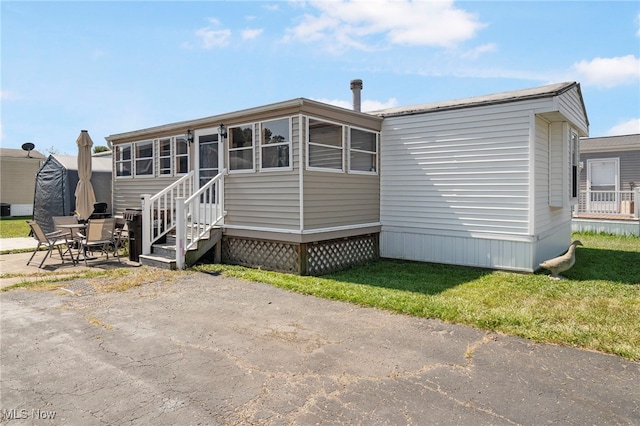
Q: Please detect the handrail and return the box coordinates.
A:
[575,189,637,218]
[142,172,194,255]
[175,169,226,269]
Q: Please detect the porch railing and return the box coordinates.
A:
[141,170,226,269]
[142,172,195,255]
[574,189,639,218]
[175,169,226,269]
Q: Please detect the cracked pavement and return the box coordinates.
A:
[1,272,639,425]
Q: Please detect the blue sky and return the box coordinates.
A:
[2,0,639,155]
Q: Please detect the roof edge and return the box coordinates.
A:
[106,97,380,142]
[372,82,580,118]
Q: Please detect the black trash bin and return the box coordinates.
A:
[123,208,143,262]
[0,203,10,217]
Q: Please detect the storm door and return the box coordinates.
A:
[194,129,223,223]
[587,158,619,213]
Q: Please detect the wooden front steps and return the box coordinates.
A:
[139,227,223,270]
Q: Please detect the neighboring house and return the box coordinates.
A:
[572,134,640,236]
[106,81,588,274]
[0,147,46,216]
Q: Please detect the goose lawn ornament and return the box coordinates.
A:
[539,240,583,279]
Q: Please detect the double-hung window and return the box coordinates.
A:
[261,118,291,170]
[175,135,189,175]
[229,124,254,172]
[135,140,154,177]
[349,128,378,173]
[115,144,132,177]
[307,118,343,171]
[158,138,172,176]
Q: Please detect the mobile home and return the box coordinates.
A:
[106,81,588,273]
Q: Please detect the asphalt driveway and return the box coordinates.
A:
[1,267,639,425]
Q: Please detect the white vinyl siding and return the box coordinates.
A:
[557,86,589,135]
[534,117,566,233]
[533,116,570,267]
[380,103,534,236]
[548,122,565,207]
[379,87,588,272]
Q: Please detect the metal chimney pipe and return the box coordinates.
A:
[350,79,363,112]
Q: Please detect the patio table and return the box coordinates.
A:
[56,223,95,262]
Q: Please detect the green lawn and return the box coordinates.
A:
[0,216,31,238]
[195,233,640,360]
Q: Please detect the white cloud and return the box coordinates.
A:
[284,0,485,52]
[195,27,231,49]
[460,43,497,60]
[362,98,398,112]
[572,55,640,88]
[313,97,398,112]
[606,118,640,136]
[242,28,263,40]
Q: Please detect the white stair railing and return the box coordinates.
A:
[175,169,226,269]
[142,171,194,255]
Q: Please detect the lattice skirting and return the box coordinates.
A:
[221,233,379,275]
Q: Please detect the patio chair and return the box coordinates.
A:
[52,216,81,239]
[53,216,85,260]
[26,220,73,268]
[77,218,121,265]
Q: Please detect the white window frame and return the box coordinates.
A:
[158,137,172,176]
[115,143,132,179]
[134,140,155,178]
[228,122,255,173]
[306,116,345,173]
[348,126,379,175]
[260,117,292,171]
[174,135,190,176]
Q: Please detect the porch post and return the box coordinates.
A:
[141,194,151,255]
[634,188,640,219]
[176,198,186,270]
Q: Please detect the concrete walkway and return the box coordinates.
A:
[0,237,37,251]
[1,251,639,424]
[0,242,139,289]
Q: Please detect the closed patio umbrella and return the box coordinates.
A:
[74,130,97,220]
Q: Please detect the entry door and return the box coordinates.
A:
[194,129,223,222]
[195,130,220,187]
[587,158,619,212]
